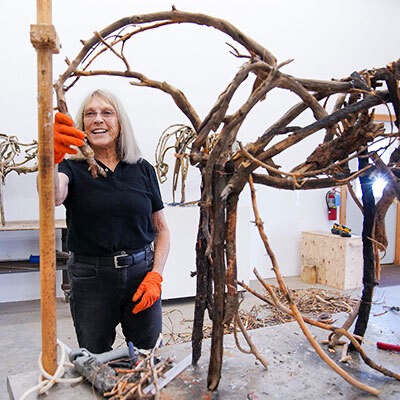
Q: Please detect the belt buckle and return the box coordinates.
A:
[114,252,129,269]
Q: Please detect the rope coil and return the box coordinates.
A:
[19,339,83,400]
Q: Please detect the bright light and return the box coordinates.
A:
[373,177,387,197]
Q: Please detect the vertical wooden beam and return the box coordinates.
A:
[30,0,60,375]
[37,0,52,21]
[395,202,400,265]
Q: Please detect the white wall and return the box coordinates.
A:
[0,0,399,301]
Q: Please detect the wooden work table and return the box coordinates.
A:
[0,219,68,272]
[0,219,67,232]
[0,219,70,297]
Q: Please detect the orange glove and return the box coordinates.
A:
[54,112,86,164]
[132,271,163,314]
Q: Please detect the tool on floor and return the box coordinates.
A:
[376,342,400,352]
[69,345,192,395]
[331,223,351,237]
[69,346,129,393]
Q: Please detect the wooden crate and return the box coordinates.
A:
[300,231,363,290]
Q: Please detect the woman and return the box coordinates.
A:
[53,89,170,354]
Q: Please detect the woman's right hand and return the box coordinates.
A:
[54,112,86,164]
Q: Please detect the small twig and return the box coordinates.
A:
[94,31,130,71]
[329,301,360,347]
[340,343,352,363]
[234,311,269,369]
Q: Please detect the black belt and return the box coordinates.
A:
[73,245,153,268]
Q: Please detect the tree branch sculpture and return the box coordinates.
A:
[0,133,38,225]
[53,8,400,395]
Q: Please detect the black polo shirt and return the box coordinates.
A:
[59,158,164,256]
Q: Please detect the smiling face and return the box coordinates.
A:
[83,95,120,153]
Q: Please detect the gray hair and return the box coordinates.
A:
[73,89,142,164]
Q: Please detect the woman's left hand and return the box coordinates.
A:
[132,271,163,313]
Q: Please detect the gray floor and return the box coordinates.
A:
[2,275,400,399]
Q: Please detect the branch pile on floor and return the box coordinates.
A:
[162,287,358,345]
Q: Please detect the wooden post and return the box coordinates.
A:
[30,0,60,375]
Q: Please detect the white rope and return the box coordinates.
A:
[19,339,83,400]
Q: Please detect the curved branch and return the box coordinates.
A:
[234,311,269,369]
[54,10,277,109]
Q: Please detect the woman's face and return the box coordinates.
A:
[83,96,120,151]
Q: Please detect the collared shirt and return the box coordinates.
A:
[59,158,164,256]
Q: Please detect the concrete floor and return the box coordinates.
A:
[3,276,400,399]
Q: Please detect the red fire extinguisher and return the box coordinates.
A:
[326,188,340,220]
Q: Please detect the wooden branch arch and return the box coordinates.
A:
[54,8,400,395]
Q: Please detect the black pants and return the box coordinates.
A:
[67,251,162,354]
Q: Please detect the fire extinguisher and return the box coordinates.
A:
[326,188,340,220]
